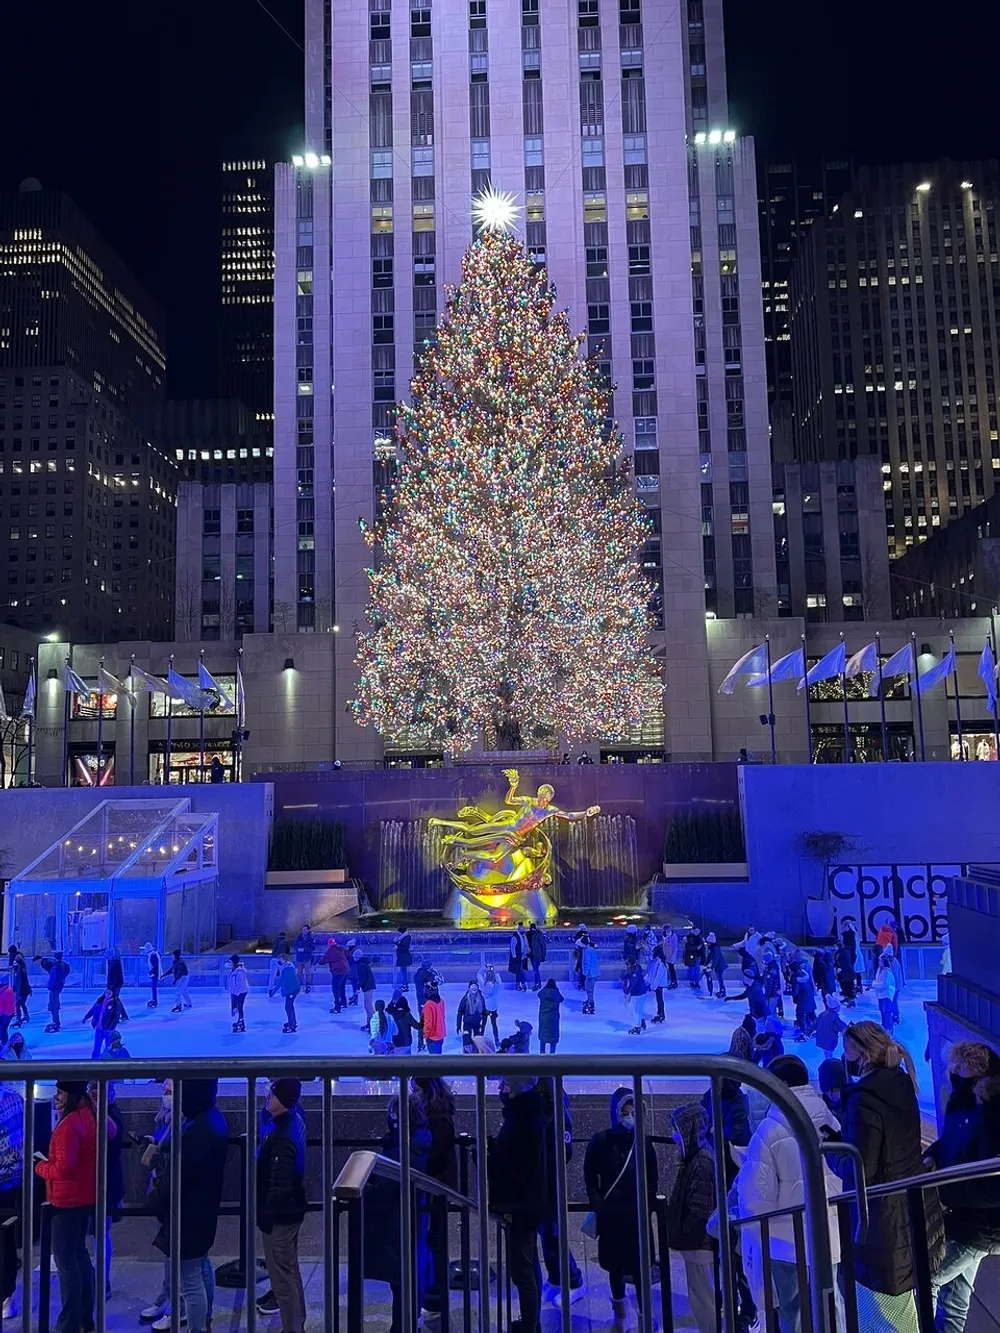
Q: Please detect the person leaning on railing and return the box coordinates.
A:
[925,1041,1000,1333]
[834,1020,944,1332]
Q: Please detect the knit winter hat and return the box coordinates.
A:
[56,1081,88,1096]
[727,1025,753,1062]
[271,1078,302,1109]
[826,994,841,1011]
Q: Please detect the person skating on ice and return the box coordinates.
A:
[141,942,161,1008]
[278,958,300,1034]
[660,923,680,989]
[161,950,192,1012]
[225,954,250,1033]
[683,927,707,993]
[646,945,667,1023]
[581,934,600,1015]
[705,933,727,998]
[475,963,502,1045]
[293,925,315,993]
[36,951,70,1032]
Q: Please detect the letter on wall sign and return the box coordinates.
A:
[825,864,970,944]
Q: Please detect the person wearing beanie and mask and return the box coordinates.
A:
[151,1080,228,1333]
[225,954,250,1033]
[814,993,846,1058]
[667,1103,716,1333]
[925,1042,1000,1332]
[255,1079,308,1329]
[35,1081,117,1333]
[488,1076,548,1333]
[704,933,727,998]
[584,1090,658,1326]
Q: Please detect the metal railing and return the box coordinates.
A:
[7,1054,843,1333]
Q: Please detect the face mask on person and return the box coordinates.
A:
[619,1113,636,1131]
[845,1059,862,1079]
[950,1073,978,1097]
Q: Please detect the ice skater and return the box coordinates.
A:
[624,958,648,1035]
[683,928,706,993]
[83,988,124,1059]
[791,961,817,1040]
[226,954,250,1032]
[394,926,413,991]
[321,937,350,1013]
[705,933,727,998]
[581,934,600,1014]
[476,963,502,1044]
[161,950,192,1012]
[661,924,680,989]
[572,926,588,991]
[647,944,668,1023]
[279,957,301,1033]
[527,923,547,991]
[141,942,161,1008]
[537,978,564,1053]
[508,923,528,992]
[267,932,287,996]
[814,994,846,1058]
[293,925,315,992]
[36,952,70,1032]
[456,980,486,1049]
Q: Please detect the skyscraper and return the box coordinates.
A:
[758,157,854,417]
[219,159,275,420]
[0,182,176,641]
[272,0,774,760]
[789,160,1000,558]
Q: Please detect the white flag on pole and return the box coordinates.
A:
[796,641,847,693]
[981,637,997,714]
[845,642,879,681]
[99,666,135,709]
[168,667,213,711]
[20,673,35,720]
[236,657,246,729]
[64,664,92,699]
[746,647,805,688]
[718,643,767,695]
[198,661,232,710]
[129,664,172,695]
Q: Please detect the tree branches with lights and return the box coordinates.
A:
[351,196,658,752]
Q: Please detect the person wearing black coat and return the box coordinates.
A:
[683,929,706,992]
[394,927,413,991]
[527,924,547,991]
[151,1079,229,1333]
[536,1079,585,1303]
[364,1099,432,1333]
[724,969,769,1022]
[836,1022,944,1327]
[86,1078,125,1300]
[256,1079,308,1333]
[926,1042,1000,1332]
[488,1078,549,1333]
[583,1087,658,1321]
[11,954,31,1027]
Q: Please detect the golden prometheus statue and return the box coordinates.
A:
[429,769,600,918]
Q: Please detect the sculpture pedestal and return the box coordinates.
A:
[445,885,557,927]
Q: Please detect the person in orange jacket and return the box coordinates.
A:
[421,984,447,1054]
[35,1081,117,1333]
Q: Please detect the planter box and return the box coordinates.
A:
[662,861,749,880]
[265,868,348,888]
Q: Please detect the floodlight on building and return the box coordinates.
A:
[708,129,723,145]
[916,181,931,193]
[693,132,707,145]
[291,155,304,168]
[723,130,736,144]
[304,152,320,168]
[961,180,974,189]
[283,657,296,672]
[854,209,863,218]
[320,154,332,165]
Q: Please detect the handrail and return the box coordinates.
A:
[332,1149,479,1212]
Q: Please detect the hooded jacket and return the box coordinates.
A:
[927,1075,1000,1250]
[668,1103,716,1252]
[584,1088,658,1274]
[660,929,679,965]
[476,968,502,1008]
[581,944,601,978]
[683,932,706,967]
[153,1079,229,1260]
[838,1065,944,1295]
[645,954,668,991]
[537,982,564,1042]
[488,1085,548,1222]
[736,1085,843,1266]
[225,964,250,996]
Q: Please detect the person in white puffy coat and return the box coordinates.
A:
[475,965,503,1046]
[736,1055,844,1333]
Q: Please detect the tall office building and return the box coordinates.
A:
[158,397,274,484]
[220,159,275,420]
[273,0,774,760]
[758,157,853,417]
[0,182,176,641]
[789,160,1000,559]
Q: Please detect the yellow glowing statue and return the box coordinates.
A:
[430,768,600,894]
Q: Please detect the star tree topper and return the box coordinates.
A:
[471,186,521,234]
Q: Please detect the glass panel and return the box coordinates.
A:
[66,891,111,954]
[200,880,218,952]
[182,886,198,954]
[114,897,159,954]
[164,889,183,955]
[13,893,60,955]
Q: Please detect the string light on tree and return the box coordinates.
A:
[470,186,521,235]
[351,225,659,753]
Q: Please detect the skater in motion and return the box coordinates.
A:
[83,988,124,1060]
[141,943,161,1008]
[36,951,70,1033]
[161,950,192,1012]
[705,933,727,998]
[226,954,250,1032]
[279,958,300,1034]
[581,934,600,1014]
[683,928,706,993]
[267,933,287,997]
[475,962,502,1045]
[293,925,315,993]
[10,951,30,1027]
[509,923,528,993]
[624,957,648,1035]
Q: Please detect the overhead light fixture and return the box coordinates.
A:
[708,129,723,145]
[46,668,58,681]
[44,632,59,642]
[916,181,931,193]
[693,132,707,145]
[291,155,304,168]
[723,130,736,144]
[304,151,319,169]
[283,657,295,672]
[854,209,863,218]
[920,642,933,655]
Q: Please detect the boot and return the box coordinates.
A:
[611,1298,627,1325]
[171,1005,182,1013]
[282,1023,291,1033]
[44,1023,60,1033]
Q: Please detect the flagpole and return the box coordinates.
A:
[911,632,926,761]
[25,656,34,786]
[875,631,888,762]
[166,652,174,783]
[764,635,777,764]
[991,612,1000,760]
[235,647,244,783]
[951,629,963,760]
[839,631,851,764]
[97,655,105,785]
[129,653,136,786]
[198,648,206,783]
[62,655,72,788]
[801,634,813,763]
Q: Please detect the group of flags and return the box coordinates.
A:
[720,636,998,710]
[0,658,243,722]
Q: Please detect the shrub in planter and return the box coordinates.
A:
[268,817,345,872]
[663,808,746,864]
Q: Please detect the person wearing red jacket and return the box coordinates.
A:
[35,1080,117,1333]
[421,985,447,1054]
[320,937,350,1014]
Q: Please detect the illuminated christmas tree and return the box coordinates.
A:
[352,193,658,753]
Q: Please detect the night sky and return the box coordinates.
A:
[2,0,997,399]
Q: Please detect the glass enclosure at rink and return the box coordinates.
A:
[3,1053,978,1333]
[6,797,218,955]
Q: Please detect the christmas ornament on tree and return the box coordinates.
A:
[351,216,658,752]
